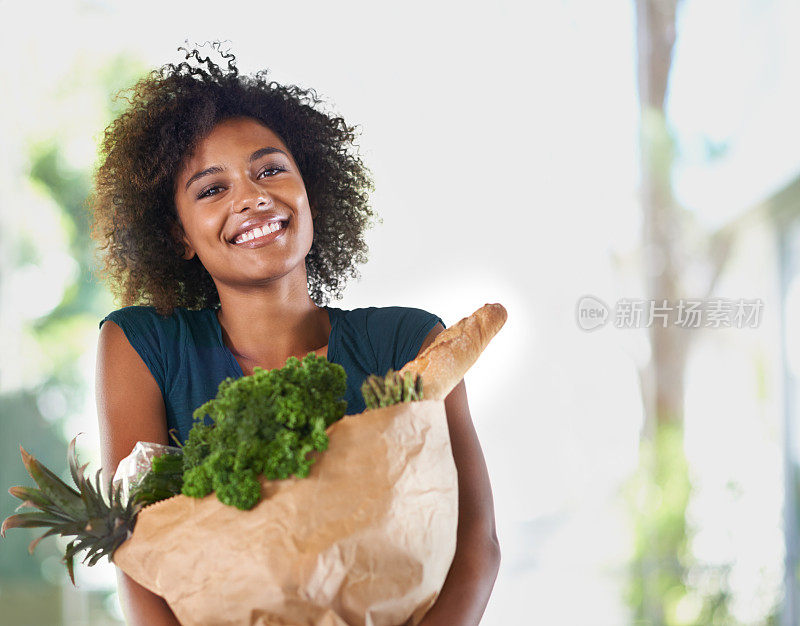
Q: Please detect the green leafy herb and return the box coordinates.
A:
[181,353,347,510]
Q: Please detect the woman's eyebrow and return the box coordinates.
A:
[184,147,289,191]
[185,165,224,191]
[249,146,288,162]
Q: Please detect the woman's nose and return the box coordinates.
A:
[231,177,273,213]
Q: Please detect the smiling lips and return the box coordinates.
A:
[232,220,287,245]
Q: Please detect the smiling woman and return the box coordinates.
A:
[171,118,317,302]
[90,43,499,626]
[91,46,376,313]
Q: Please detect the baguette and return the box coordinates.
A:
[400,303,507,400]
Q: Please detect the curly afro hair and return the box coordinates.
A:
[90,44,376,316]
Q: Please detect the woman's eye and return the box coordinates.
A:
[258,165,287,178]
[197,185,223,199]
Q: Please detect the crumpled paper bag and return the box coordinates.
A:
[112,399,458,626]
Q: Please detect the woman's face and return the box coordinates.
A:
[172,116,315,293]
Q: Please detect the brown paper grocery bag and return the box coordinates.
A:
[112,399,458,626]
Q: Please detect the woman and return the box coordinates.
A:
[92,45,499,625]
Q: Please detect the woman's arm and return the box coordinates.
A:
[95,320,183,626]
[416,323,501,626]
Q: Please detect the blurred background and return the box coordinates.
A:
[1,0,798,624]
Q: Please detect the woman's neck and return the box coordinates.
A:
[214,277,331,372]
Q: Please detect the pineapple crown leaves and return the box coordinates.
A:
[2,433,143,586]
[361,369,424,410]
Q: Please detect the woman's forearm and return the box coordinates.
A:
[418,523,501,625]
[116,567,182,626]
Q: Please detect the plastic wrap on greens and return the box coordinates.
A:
[113,442,183,507]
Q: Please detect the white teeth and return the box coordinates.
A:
[233,222,284,244]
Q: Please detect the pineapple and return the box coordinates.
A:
[1,435,143,585]
[361,369,424,409]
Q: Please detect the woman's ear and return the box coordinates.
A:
[170,222,196,261]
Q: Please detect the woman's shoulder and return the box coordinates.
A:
[97,306,217,392]
[328,304,445,371]
[329,304,445,329]
[99,305,212,331]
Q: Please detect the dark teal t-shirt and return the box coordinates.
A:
[98,305,445,445]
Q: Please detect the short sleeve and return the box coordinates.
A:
[99,306,168,395]
[365,306,446,373]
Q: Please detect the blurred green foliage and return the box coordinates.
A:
[624,420,693,625]
[621,420,784,625]
[0,51,146,623]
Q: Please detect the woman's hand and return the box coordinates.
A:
[415,324,501,625]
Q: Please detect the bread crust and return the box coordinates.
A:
[399,303,507,400]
